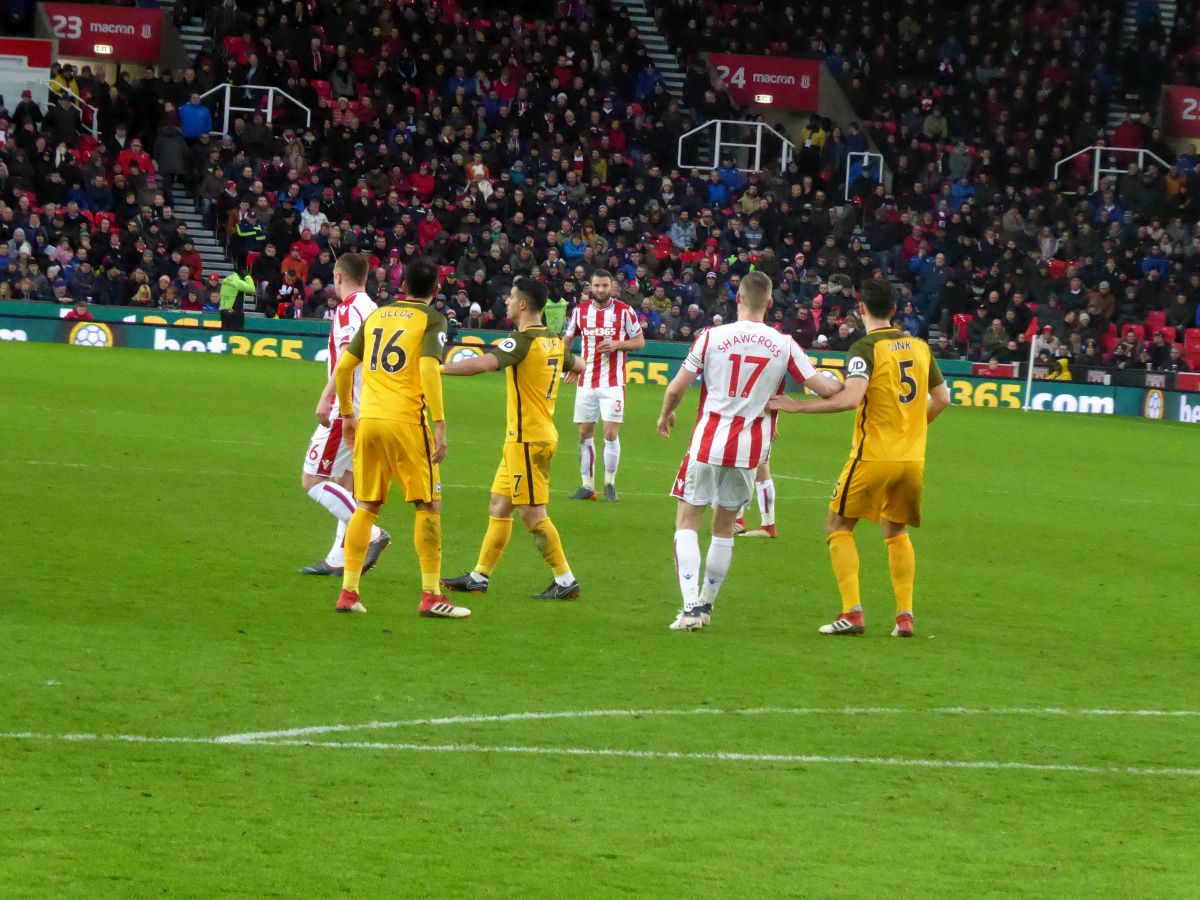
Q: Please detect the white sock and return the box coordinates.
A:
[757,479,775,527]
[308,481,356,523]
[603,437,620,485]
[469,570,489,583]
[554,571,576,587]
[579,438,595,490]
[326,519,348,567]
[700,536,734,606]
[673,529,702,610]
[311,482,380,565]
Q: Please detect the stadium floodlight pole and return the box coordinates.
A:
[1022,335,1038,411]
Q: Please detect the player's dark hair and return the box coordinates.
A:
[860,277,896,319]
[333,251,369,285]
[590,269,613,282]
[515,276,549,312]
[404,257,439,299]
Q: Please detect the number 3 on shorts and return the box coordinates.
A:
[614,398,623,413]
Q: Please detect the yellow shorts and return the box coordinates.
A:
[490,441,555,506]
[830,458,924,527]
[352,418,441,505]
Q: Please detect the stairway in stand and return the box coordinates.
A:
[173,195,234,280]
[609,0,686,98]
[159,1,209,59]
[1107,0,1178,129]
[157,3,233,279]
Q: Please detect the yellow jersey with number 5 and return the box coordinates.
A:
[345,300,448,424]
[488,326,575,443]
[844,327,943,462]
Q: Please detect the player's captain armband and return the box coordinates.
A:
[846,355,870,378]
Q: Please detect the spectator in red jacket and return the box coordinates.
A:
[116,138,155,178]
[64,298,94,321]
[290,227,320,265]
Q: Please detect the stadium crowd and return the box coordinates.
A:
[0,0,1198,371]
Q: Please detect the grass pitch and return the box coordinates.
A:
[1,341,1198,898]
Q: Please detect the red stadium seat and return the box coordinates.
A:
[1145,310,1167,333]
[246,251,260,270]
[1185,328,1200,354]
[953,313,970,344]
[1101,323,1118,353]
[1159,326,1176,346]
[312,79,333,101]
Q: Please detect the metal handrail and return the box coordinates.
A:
[196,83,312,135]
[677,119,795,173]
[43,81,99,138]
[1052,145,1171,194]
[845,151,884,201]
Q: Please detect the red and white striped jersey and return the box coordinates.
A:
[563,299,642,388]
[328,290,377,377]
[682,321,817,469]
[328,290,377,410]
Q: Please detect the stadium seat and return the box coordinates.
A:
[1145,310,1167,333]
[1185,328,1200,357]
[1101,323,1118,352]
[312,80,333,101]
[953,313,970,344]
[246,251,260,270]
[1160,326,1176,346]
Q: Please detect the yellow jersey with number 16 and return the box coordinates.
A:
[488,326,576,444]
[844,327,943,462]
[345,300,448,424]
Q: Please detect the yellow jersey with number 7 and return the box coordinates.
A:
[843,327,944,462]
[344,300,448,424]
[488,326,575,443]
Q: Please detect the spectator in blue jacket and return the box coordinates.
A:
[1141,245,1168,279]
[717,157,745,192]
[916,252,954,321]
[705,169,729,206]
[180,93,212,141]
[634,63,663,99]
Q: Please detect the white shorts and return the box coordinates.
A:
[671,455,755,511]
[573,385,625,424]
[303,420,353,479]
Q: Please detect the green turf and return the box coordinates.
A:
[1,341,1198,898]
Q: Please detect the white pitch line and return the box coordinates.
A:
[212,705,1200,744]
[0,731,1196,778]
[7,460,830,501]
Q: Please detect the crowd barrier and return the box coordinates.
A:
[2,302,1197,424]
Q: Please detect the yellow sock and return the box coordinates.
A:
[529,518,570,578]
[414,509,442,593]
[474,516,513,577]
[885,533,915,616]
[342,508,377,594]
[827,530,861,613]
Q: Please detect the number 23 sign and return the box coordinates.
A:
[1164,86,1200,139]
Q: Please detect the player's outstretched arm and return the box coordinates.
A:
[768,376,866,414]
[656,367,693,437]
[562,353,585,384]
[441,354,502,376]
[927,382,951,423]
